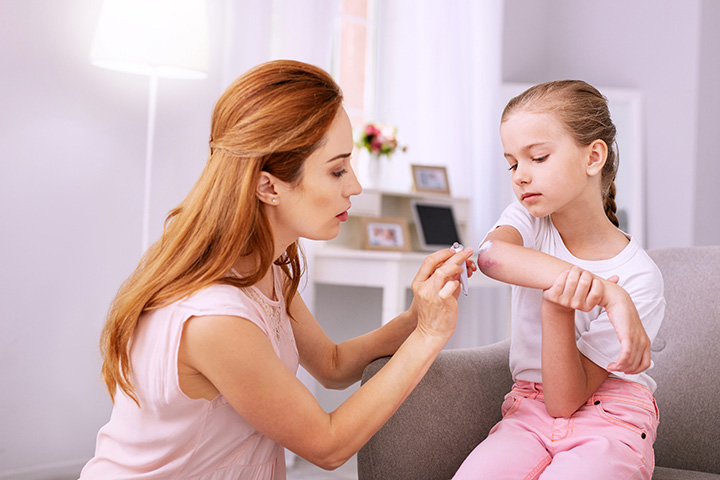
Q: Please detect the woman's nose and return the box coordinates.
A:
[346,165,363,196]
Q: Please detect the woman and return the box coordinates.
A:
[80,60,474,479]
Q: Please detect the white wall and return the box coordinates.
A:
[501,0,720,249]
[0,0,226,476]
[694,0,720,246]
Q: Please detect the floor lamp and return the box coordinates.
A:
[90,0,209,253]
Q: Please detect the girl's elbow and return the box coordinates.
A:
[476,241,502,277]
[545,401,580,418]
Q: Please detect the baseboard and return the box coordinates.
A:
[0,458,86,480]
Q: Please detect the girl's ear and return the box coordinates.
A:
[586,139,608,177]
[256,171,279,205]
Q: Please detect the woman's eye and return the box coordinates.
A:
[333,168,348,178]
[533,155,548,163]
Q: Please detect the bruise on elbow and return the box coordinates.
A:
[476,240,500,273]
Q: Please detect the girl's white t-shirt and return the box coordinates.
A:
[492,202,665,392]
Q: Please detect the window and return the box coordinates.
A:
[334,0,375,127]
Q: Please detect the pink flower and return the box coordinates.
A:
[356,122,405,158]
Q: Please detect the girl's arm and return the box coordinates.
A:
[540,267,611,417]
[179,248,471,469]
[479,226,650,374]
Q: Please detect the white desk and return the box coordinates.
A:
[313,246,502,325]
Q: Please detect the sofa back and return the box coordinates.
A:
[648,246,720,474]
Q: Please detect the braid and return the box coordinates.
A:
[603,181,619,227]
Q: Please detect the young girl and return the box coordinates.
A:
[453,81,665,479]
[80,60,474,479]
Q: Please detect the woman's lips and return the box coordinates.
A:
[336,211,348,221]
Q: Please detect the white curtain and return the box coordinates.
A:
[375,0,509,347]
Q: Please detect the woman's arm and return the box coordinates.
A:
[289,295,415,390]
[292,250,476,390]
[179,248,471,470]
[479,226,650,374]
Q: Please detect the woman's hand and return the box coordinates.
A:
[409,247,474,341]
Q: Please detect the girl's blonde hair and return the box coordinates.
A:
[502,80,620,227]
[101,60,343,405]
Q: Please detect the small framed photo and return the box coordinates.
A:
[411,164,450,194]
[361,217,412,252]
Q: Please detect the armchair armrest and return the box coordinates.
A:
[358,338,512,480]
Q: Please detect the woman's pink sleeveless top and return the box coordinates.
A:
[80,267,299,479]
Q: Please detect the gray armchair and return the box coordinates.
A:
[359,246,720,479]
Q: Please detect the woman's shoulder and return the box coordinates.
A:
[173,283,258,319]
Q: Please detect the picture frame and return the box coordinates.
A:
[411,164,450,194]
[361,217,412,252]
[410,199,462,251]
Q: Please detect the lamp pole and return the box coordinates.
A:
[141,73,158,253]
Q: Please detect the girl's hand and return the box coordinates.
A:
[409,247,473,341]
[543,266,651,375]
[600,283,651,374]
[543,266,605,313]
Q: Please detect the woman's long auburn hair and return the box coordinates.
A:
[101,60,343,406]
[502,80,621,227]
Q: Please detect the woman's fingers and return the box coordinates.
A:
[438,280,460,299]
[412,248,455,286]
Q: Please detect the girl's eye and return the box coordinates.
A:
[332,168,348,178]
[508,164,517,171]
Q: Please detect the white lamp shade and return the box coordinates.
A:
[90,0,209,79]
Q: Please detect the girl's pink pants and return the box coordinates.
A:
[453,378,659,480]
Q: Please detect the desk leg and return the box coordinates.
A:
[381,262,408,325]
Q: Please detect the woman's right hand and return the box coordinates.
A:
[409,247,474,341]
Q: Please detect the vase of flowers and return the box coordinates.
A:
[356,122,406,188]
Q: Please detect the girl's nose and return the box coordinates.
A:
[513,165,530,185]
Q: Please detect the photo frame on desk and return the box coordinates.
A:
[411,164,450,194]
[410,200,462,251]
[361,217,412,252]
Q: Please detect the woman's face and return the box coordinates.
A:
[271,107,362,245]
[500,110,597,219]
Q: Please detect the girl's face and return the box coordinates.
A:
[500,110,598,219]
[271,107,362,245]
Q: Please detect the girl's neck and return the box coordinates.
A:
[551,206,628,261]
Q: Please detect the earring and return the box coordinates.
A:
[271,198,277,203]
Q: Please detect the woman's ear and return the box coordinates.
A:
[256,171,279,205]
[586,139,608,177]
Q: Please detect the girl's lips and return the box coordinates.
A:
[336,211,348,222]
[522,193,540,202]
